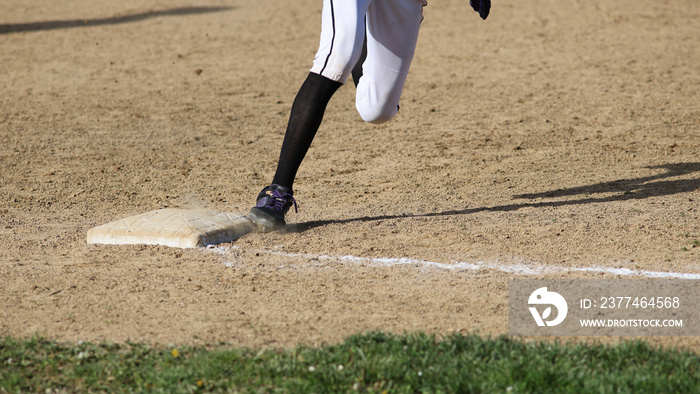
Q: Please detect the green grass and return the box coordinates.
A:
[1,332,698,393]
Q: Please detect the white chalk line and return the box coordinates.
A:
[205,245,700,280]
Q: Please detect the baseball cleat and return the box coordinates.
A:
[248,184,297,232]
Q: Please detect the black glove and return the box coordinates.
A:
[470,0,491,20]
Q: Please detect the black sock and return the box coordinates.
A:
[271,72,342,189]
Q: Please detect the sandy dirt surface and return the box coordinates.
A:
[1,0,699,349]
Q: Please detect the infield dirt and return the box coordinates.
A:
[1,0,699,349]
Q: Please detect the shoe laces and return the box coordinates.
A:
[265,188,298,213]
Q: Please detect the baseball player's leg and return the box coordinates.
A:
[355,0,426,124]
[270,0,374,189]
[271,73,341,190]
[272,0,372,191]
[250,0,370,230]
[249,72,341,231]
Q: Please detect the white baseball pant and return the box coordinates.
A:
[310,0,427,124]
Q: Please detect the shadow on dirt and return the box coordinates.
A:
[289,162,700,233]
[0,6,232,34]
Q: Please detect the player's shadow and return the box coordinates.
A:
[0,6,232,34]
[288,162,700,233]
